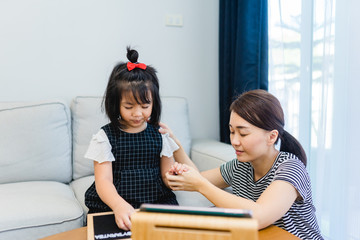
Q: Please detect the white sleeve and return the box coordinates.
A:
[160,133,180,157]
[84,129,115,163]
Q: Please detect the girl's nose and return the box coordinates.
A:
[132,107,142,116]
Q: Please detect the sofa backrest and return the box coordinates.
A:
[71,96,109,180]
[71,96,192,180]
[161,97,192,155]
[0,101,72,184]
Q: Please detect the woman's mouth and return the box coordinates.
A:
[235,150,244,155]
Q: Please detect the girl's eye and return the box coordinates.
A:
[240,133,248,137]
[124,106,132,110]
[142,105,150,109]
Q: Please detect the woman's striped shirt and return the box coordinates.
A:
[220,151,323,240]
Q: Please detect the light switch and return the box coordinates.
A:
[165,14,183,27]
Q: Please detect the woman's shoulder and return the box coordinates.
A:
[274,152,309,178]
[223,158,252,171]
[274,152,312,202]
[276,152,304,166]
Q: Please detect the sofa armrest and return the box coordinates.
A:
[191,139,235,171]
[174,139,231,207]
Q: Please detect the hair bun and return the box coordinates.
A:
[126,46,139,63]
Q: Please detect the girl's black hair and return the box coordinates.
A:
[103,46,161,129]
[230,89,307,166]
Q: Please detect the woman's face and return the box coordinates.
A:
[229,111,273,163]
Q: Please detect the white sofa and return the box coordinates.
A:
[0,96,234,240]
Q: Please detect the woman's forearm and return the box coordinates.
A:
[196,178,271,229]
[198,178,254,209]
[167,168,271,229]
[198,178,299,229]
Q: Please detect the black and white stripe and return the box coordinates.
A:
[220,152,323,240]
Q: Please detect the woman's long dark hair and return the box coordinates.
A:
[102,47,161,129]
[230,89,307,166]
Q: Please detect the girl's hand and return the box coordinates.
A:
[168,162,189,175]
[166,165,205,192]
[112,201,135,231]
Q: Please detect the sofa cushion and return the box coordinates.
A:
[0,181,83,240]
[71,96,192,180]
[0,101,72,184]
[173,191,214,207]
[70,175,95,216]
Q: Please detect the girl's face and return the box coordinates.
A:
[119,92,153,132]
[229,111,275,163]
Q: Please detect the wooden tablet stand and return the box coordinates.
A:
[131,211,258,240]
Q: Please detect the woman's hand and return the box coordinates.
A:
[112,202,135,231]
[158,122,173,136]
[159,122,180,145]
[159,122,199,171]
[166,164,206,192]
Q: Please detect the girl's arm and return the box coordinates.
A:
[166,166,228,191]
[167,166,298,229]
[160,155,175,188]
[93,161,135,230]
[172,141,199,171]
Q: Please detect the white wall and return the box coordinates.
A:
[0,0,220,140]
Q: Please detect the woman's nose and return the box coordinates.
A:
[231,134,241,146]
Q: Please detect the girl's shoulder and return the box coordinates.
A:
[101,122,161,137]
[101,122,115,131]
[144,123,161,135]
[146,123,159,129]
[100,123,119,136]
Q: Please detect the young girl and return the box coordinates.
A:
[164,89,323,240]
[84,47,179,231]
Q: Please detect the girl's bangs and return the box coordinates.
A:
[121,81,152,104]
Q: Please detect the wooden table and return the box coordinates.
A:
[40,225,299,240]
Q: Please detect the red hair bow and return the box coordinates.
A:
[127,62,147,71]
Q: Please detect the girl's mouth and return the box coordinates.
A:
[132,119,142,124]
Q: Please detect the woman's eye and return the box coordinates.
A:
[124,106,132,110]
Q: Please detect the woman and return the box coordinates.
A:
[163,89,323,240]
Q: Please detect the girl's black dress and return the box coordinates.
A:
[85,123,178,213]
